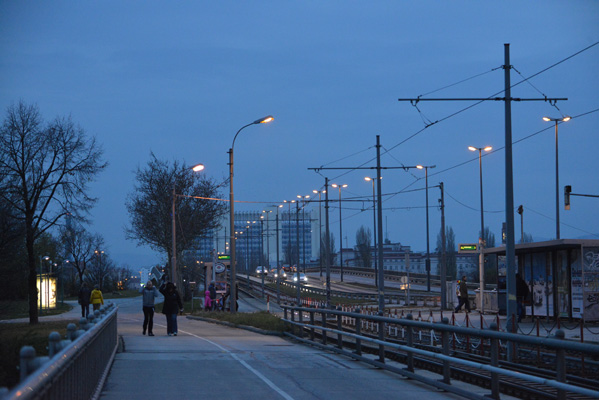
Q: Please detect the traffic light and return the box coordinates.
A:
[564,185,571,210]
[517,205,523,215]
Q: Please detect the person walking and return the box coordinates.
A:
[516,273,530,323]
[159,279,183,336]
[204,289,212,311]
[90,284,104,311]
[208,282,217,311]
[78,282,91,318]
[141,281,159,336]
[454,276,470,313]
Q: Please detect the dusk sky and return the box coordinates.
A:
[1,2,597,269]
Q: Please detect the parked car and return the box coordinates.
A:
[255,266,268,275]
[292,273,308,284]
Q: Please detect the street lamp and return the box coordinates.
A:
[416,165,436,292]
[313,189,326,277]
[468,145,492,313]
[295,195,310,305]
[171,163,205,290]
[331,184,348,282]
[228,115,274,313]
[268,204,283,303]
[542,116,570,240]
[364,177,378,287]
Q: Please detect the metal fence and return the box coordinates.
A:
[3,303,118,400]
[282,305,599,400]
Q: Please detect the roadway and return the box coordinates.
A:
[99,295,497,400]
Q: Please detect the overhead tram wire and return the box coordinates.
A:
[312,42,598,183]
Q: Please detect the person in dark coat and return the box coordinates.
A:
[159,280,183,336]
[78,282,91,318]
[454,276,470,313]
[141,280,159,336]
[516,273,530,323]
[208,282,217,311]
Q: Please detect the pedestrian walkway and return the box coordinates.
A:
[100,298,518,400]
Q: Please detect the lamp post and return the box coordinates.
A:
[268,204,283,303]
[331,184,348,282]
[542,116,570,240]
[295,195,310,305]
[228,116,273,313]
[313,189,325,277]
[364,177,378,287]
[171,163,204,289]
[416,165,436,292]
[468,145,492,313]
[283,200,295,268]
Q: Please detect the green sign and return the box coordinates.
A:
[217,254,231,260]
[458,244,478,253]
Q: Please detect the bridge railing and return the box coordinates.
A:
[3,303,118,400]
[281,305,599,400]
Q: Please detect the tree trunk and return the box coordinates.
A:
[26,222,38,324]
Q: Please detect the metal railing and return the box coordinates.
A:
[282,305,599,400]
[3,303,118,400]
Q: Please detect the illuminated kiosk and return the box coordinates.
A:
[37,273,57,309]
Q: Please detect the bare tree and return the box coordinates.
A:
[0,101,106,324]
[86,249,113,292]
[437,226,456,280]
[125,153,226,279]
[355,225,372,269]
[59,222,102,286]
[320,232,336,268]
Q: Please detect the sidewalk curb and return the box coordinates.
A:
[186,315,284,337]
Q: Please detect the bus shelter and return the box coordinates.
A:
[484,239,599,321]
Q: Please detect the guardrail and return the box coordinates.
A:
[281,305,599,400]
[3,303,118,400]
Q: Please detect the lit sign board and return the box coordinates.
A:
[217,254,231,261]
[458,244,478,253]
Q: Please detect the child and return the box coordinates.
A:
[204,289,212,311]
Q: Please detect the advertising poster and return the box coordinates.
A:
[582,246,599,321]
[571,249,583,318]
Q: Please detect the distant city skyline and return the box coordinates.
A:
[1,2,597,269]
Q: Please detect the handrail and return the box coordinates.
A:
[282,305,599,399]
[4,304,118,400]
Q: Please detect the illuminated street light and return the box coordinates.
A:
[331,184,348,282]
[416,165,436,292]
[468,145,492,313]
[542,116,571,239]
[228,116,274,313]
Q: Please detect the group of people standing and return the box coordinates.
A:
[141,277,183,336]
[78,282,104,318]
[204,282,238,312]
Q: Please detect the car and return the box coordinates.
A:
[255,266,268,275]
[272,268,287,280]
[292,273,308,284]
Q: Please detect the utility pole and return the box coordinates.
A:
[439,182,447,309]
[324,178,331,308]
[398,44,566,345]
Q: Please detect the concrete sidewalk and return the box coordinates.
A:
[100,300,513,400]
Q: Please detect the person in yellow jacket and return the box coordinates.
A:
[90,285,104,311]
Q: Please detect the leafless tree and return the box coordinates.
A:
[0,101,106,323]
[125,153,226,279]
[355,225,372,269]
[60,222,103,286]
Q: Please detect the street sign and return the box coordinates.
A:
[214,262,226,274]
[217,254,231,261]
[458,244,478,253]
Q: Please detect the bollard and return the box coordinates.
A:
[336,306,343,350]
[488,322,500,399]
[440,318,450,384]
[19,346,36,382]
[554,330,566,400]
[87,313,96,326]
[354,308,362,356]
[321,310,328,346]
[309,308,315,341]
[405,314,414,372]
[80,317,90,331]
[66,323,77,341]
[378,311,385,363]
[48,332,62,357]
